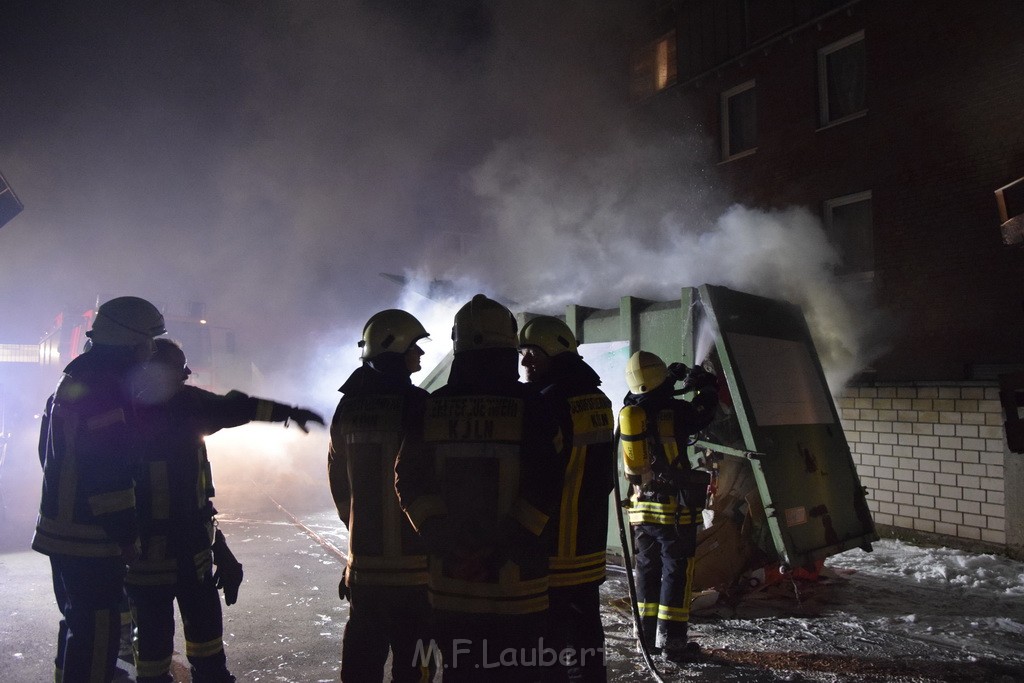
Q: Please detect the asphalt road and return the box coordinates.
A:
[4,505,1023,682]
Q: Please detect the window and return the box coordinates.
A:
[630,30,677,101]
[824,191,873,276]
[721,80,757,160]
[818,31,866,127]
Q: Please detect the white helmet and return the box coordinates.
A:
[359,309,429,359]
[451,294,517,353]
[86,296,166,347]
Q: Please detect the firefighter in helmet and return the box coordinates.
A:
[619,350,717,663]
[129,338,324,683]
[33,296,166,683]
[518,315,614,681]
[396,294,564,681]
[328,309,433,682]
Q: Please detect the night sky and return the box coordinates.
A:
[1,0,875,403]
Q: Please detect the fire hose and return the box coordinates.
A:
[253,481,346,563]
[612,428,667,683]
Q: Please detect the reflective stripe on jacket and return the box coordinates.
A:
[33,351,140,558]
[329,366,428,587]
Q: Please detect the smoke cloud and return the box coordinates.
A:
[0,1,884,522]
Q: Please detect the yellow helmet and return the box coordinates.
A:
[625,350,667,394]
[359,309,429,359]
[452,294,517,353]
[518,316,578,357]
[87,296,166,346]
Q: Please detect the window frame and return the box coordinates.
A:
[720,79,757,162]
[823,190,874,279]
[817,30,867,129]
[630,29,677,102]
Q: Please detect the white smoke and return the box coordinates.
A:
[436,131,884,393]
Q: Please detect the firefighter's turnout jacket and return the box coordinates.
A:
[33,348,142,559]
[619,383,717,527]
[535,354,614,589]
[127,387,289,587]
[395,352,564,616]
[620,380,718,651]
[328,364,429,588]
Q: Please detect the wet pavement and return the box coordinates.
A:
[3,505,1023,682]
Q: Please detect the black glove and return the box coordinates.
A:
[338,577,350,602]
[212,529,244,606]
[666,362,690,382]
[285,406,325,433]
[679,365,716,393]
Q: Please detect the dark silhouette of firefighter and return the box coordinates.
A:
[128,338,324,683]
[328,309,433,682]
[518,316,614,682]
[33,296,167,683]
[396,294,564,681]
[619,351,717,663]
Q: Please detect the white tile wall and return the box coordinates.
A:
[839,384,1005,546]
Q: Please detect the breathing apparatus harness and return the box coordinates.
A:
[624,376,712,531]
[613,365,715,678]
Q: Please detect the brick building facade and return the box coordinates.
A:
[626,0,1024,556]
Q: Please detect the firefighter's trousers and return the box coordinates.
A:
[341,583,432,683]
[632,522,697,649]
[546,583,607,682]
[433,609,549,682]
[126,562,232,683]
[49,554,126,683]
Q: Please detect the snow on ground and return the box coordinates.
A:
[595,539,1024,682]
[300,509,1024,682]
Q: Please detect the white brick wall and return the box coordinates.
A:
[838,384,1006,545]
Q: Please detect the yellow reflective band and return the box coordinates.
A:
[424,396,524,443]
[348,554,429,570]
[136,655,173,678]
[36,515,110,539]
[549,550,606,570]
[430,566,548,598]
[557,448,584,557]
[657,604,690,622]
[186,636,224,658]
[569,394,613,443]
[549,564,606,587]
[511,498,549,537]
[126,554,179,585]
[405,495,447,532]
[85,408,125,431]
[32,533,121,558]
[254,399,274,422]
[340,396,403,433]
[638,602,659,617]
[347,569,430,586]
[56,441,77,523]
[87,488,135,516]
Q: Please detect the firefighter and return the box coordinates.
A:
[395,294,564,682]
[518,316,614,682]
[33,296,166,683]
[128,338,324,683]
[328,309,433,682]
[619,350,717,663]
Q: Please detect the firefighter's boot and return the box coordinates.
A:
[659,621,701,663]
[190,653,236,683]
